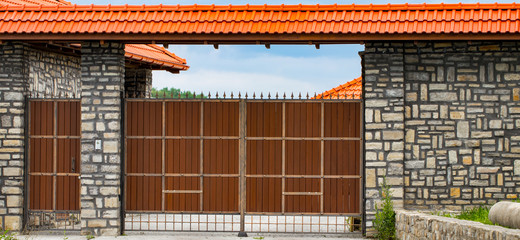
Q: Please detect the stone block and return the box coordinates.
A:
[3,168,21,177]
[450,188,461,198]
[430,92,458,102]
[366,169,376,188]
[456,121,469,138]
[450,111,465,120]
[4,216,20,230]
[449,151,458,164]
[103,141,118,153]
[88,219,107,228]
[504,73,520,81]
[382,130,404,140]
[462,156,472,165]
[489,120,502,129]
[515,160,520,176]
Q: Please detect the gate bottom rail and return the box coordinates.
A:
[124,212,361,234]
[27,210,81,231]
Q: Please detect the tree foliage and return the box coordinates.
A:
[151,87,204,98]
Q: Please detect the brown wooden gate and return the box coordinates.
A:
[124,96,362,233]
[27,99,81,231]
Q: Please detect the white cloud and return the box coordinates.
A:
[153,45,362,94]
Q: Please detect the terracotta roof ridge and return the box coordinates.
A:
[2,3,520,11]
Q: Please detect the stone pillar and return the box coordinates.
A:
[362,42,405,234]
[0,42,28,231]
[80,42,125,236]
[124,68,152,98]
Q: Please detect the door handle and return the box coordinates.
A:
[71,157,75,173]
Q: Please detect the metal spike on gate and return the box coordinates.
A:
[200,92,204,99]
[275,92,279,99]
[298,92,301,99]
[245,92,248,98]
[268,92,271,99]
[223,92,226,99]
[320,93,324,99]
[185,91,189,99]
[260,92,263,99]
[306,92,309,99]
[283,93,286,99]
[216,92,219,99]
[344,93,348,99]
[208,92,211,99]
[314,92,317,99]
[291,92,294,99]
[238,92,241,99]
[253,92,256,99]
[337,92,340,99]
[230,92,234,99]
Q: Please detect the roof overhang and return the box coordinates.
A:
[2,3,520,44]
[2,33,520,44]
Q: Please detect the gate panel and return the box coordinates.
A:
[27,99,81,231]
[124,98,362,234]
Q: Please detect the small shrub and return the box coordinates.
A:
[373,177,396,240]
[0,230,17,240]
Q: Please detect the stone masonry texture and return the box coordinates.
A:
[124,68,152,98]
[80,42,125,236]
[363,41,520,234]
[362,42,406,235]
[0,42,80,231]
[395,210,520,240]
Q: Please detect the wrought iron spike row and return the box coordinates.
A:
[245,92,248,98]
[291,92,294,99]
[252,92,256,99]
[306,92,309,99]
[275,92,279,99]
[283,93,286,99]
[238,92,241,99]
[268,92,271,99]
[230,92,234,99]
[260,92,263,99]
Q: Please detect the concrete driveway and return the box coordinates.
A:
[15,232,366,240]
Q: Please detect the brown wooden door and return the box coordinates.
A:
[29,100,80,211]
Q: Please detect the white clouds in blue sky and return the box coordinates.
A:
[84,0,512,94]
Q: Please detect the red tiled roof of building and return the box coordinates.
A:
[0,0,189,72]
[315,77,361,100]
[0,0,70,5]
[1,3,520,39]
[125,44,188,73]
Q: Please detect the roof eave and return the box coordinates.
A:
[3,33,520,44]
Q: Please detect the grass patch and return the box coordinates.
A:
[454,205,493,225]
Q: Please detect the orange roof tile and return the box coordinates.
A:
[125,44,188,73]
[0,0,70,6]
[0,0,189,72]
[315,77,361,100]
[1,3,520,42]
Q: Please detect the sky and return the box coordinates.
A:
[83,0,512,95]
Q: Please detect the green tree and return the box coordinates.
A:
[151,87,204,98]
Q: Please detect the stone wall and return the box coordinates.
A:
[362,43,405,234]
[363,41,520,234]
[124,68,152,98]
[80,42,125,236]
[403,41,520,210]
[395,209,520,240]
[0,42,29,231]
[0,42,81,231]
[27,46,81,97]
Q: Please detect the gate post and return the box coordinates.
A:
[238,99,247,237]
[80,41,125,236]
